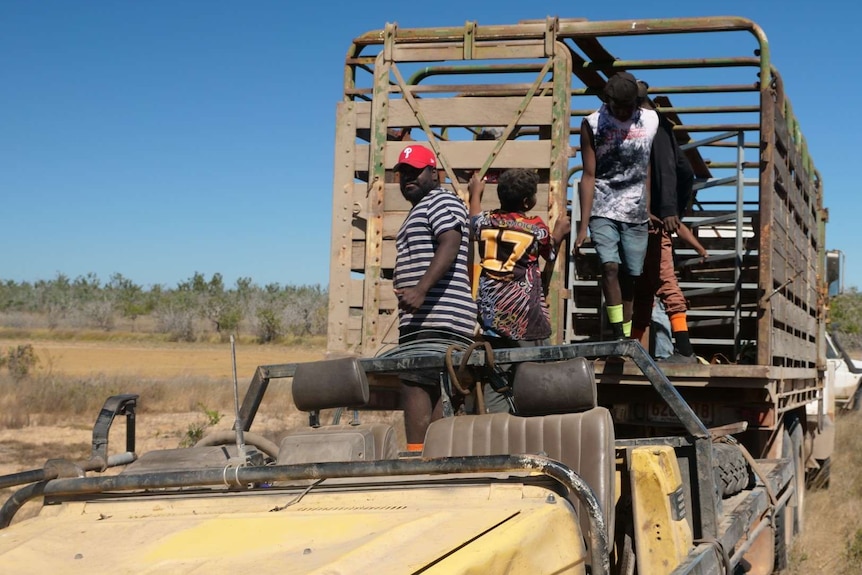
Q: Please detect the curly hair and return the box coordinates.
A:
[496,168,539,212]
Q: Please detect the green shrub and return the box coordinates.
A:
[179,404,223,448]
[0,344,39,381]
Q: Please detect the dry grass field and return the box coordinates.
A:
[0,336,335,497]
[1,335,860,572]
[786,412,862,574]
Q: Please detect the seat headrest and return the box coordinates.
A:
[292,357,370,412]
[512,357,597,416]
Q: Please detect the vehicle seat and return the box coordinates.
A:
[277,357,398,464]
[422,357,615,541]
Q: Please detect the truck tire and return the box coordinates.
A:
[811,457,831,489]
[787,417,806,536]
[712,443,751,497]
[773,502,789,571]
[806,456,831,490]
[851,384,862,411]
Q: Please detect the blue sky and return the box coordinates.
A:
[2,1,857,290]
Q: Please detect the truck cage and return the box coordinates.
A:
[327,16,827,372]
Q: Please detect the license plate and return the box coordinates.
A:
[648,402,713,425]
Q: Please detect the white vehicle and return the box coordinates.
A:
[826,331,862,410]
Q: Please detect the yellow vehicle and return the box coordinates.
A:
[0,15,827,574]
[0,342,786,574]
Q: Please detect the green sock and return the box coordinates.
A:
[623,321,632,337]
[607,304,623,325]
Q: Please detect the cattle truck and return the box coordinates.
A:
[322,14,834,571]
[0,15,830,575]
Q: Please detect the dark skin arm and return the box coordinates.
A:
[676,222,709,259]
[662,214,681,234]
[542,214,572,296]
[468,172,484,219]
[394,228,463,313]
[575,118,595,253]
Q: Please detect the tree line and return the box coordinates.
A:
[830,287,862,349]
[2,272,861,349]
[0,272,327,343]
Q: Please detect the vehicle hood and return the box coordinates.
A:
[0,482,587,574]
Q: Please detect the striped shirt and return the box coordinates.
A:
[394,188,476,337]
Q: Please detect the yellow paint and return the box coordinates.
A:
[1,482,589,574]
[630,445,693,575]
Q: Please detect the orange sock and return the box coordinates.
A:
[406,443,424,452]
[670,313,688,333]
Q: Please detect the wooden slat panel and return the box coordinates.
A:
[771,214,787,287]
[773,112,791,156]
[349,278,397,311]
[350,184,552,240]
[775,113,817,241]
[352,240,397,270]
[356,96,555,129]
[354,140,554,171]
[347,312,400,348]
[772,150,791,198]
[390,45,467,62]
[472,44,548,60]
[773,329,815,365]
[771,292,816,336]
[390,42,547,62]
[786,174,805,236]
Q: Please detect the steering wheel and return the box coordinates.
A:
[194,430,280,461]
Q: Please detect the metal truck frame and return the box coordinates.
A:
[325,11,832,532]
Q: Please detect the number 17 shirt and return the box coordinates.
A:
[470,211,558,340]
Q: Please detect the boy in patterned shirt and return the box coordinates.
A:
[468,168,570,411]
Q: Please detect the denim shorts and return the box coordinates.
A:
[588,217,648,276]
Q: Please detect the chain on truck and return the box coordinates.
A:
[0,15,834,575]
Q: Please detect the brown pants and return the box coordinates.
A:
[633,226,687,329]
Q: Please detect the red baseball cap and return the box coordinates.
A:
[395,145,437,170]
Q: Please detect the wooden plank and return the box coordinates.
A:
[328,102,360,353]
[756,94,777,367]
[772,149,791,199]
[773,112,791,157]
[349,278,397,311]
[390,42,546,62]
[350,184,552,240]
[777,125,819,240]
[772,329,815,365]
[771,292,816,337]
[352,183,550,216]
[347,312,400,349]
[352,240,397,270]
[356,96,555,129]
[354,140,554,171]
[347,315,361,346]
[771,216,787,287]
